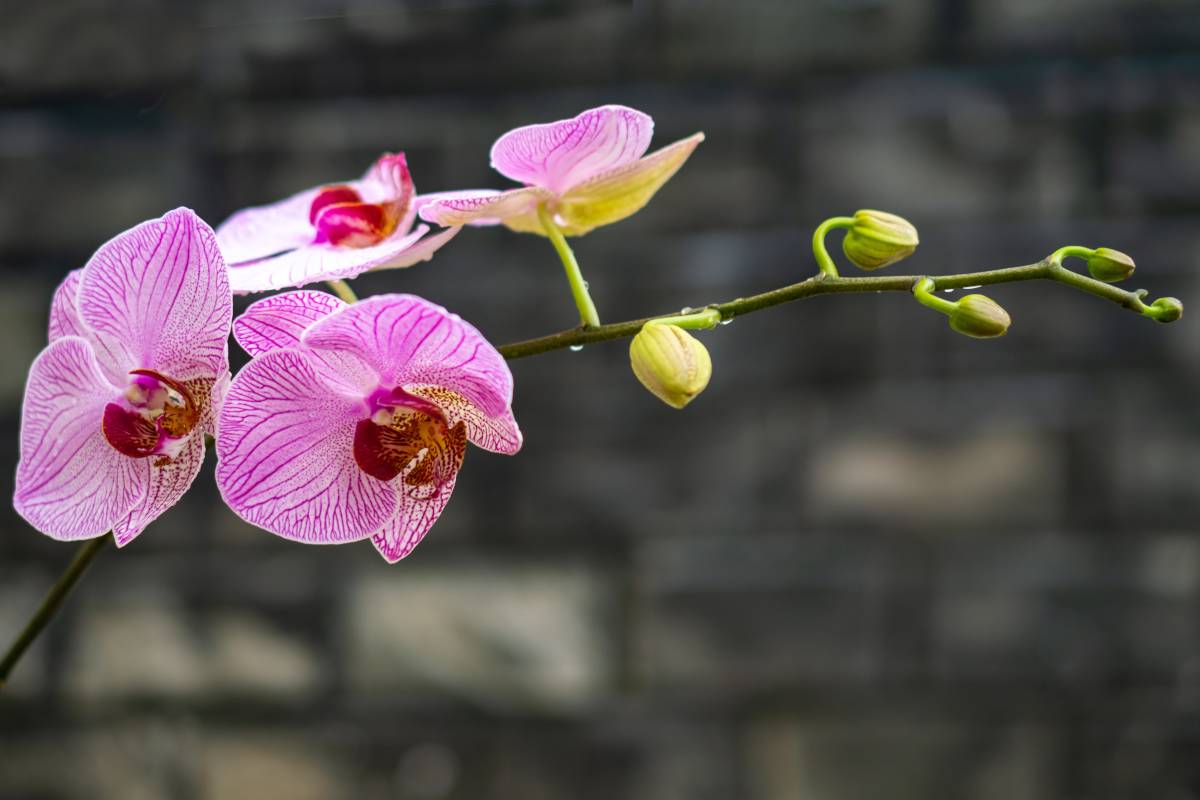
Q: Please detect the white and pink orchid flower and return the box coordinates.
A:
[215,153,461,294]
[215,291,521,563]
[14,209,233,545]
[417,105,704,236]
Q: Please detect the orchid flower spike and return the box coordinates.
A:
[418,105,704,237]
[15,209,233,545]
[216,292,522,563]
[215,153,461,294]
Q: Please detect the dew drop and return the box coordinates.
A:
[680,306,694,314]
[569,344,584,352]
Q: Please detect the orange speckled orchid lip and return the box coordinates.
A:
[102,369,201,459]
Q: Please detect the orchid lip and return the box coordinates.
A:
[102,369,202,463]
[353,385,461,484]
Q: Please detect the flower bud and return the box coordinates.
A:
[948,294,1011,338]
[842,209,919,271]
[1148,296,1183,323]
[629,323,712,409]
[1086,248,1136,283]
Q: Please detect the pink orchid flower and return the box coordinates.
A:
[215,153,461,294]
[14,209,233,545]
[417,105,704,236]
[215,291,521,563]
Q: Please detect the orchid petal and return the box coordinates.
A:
[233,290,346,357]
[302,294,514,418]
[557,132,705,235]
[216,348,397,543]
[226,224,460,295]
[416,187,551,228]
[112,433,205,547]
[232,290,375,394]
[406,385,522,455]
[14,337,147,541]
[78,208,232,384]
[490,105,654,193]
[48,269,87,342]
[216,186,321,266]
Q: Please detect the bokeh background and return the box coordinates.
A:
[3,1,1200,798]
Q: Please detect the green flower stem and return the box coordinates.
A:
[1049,245,1096,265]
[0,533,110,691]
[537,205,601,328]
[327,279,360,304]
[0,252,1178,692]
[811,216,856,278]
[498,256,1176,360]
[912,277,959,316]
[645,308,723,330]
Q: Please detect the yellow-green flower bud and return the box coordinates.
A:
[948,294,1011,338]
[842,209,919,271]
[1147,296,1183,323]
[1086,248,1136,283]
[629,323,712,409]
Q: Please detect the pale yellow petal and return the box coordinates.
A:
[556,132,704,235]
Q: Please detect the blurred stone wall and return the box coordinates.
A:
[2,1,1200,798]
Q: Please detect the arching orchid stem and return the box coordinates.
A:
[536,204,601,328]
[326,279,359,304]
[811,216,856,279]
[497,256,1180,360]
[0,252,1180,691]
[0,533,110,691]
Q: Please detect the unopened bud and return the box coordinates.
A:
[949,294,1011,339]
[629,323,712,409]
[1086,248,1136,283]
[842,209,919,271]
[1147,296,1183,323]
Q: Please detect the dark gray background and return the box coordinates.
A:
[2,1,1200,798]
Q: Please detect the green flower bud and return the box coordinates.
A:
[629,323,712,409]
[1147,296,1183,323]
[842,209,919,271]
[1086,248,1136,283]
[948,294,1011,338]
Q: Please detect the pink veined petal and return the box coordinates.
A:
[14,336,148,541]
[215,348,397,544]
[490,105,654,194]
[415,191,508,227]
[233,290,347,357]
[226,224,460,295]
[216,186,322,265]
[48,269,87,341]
[112,432,205,547]
[406,385,523,455]
[557,131,705,235]
[416,187,552,228]
[370,462,462,564]
[78,208,232,386]
[301,294,514,419]
[232,290,377,394]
